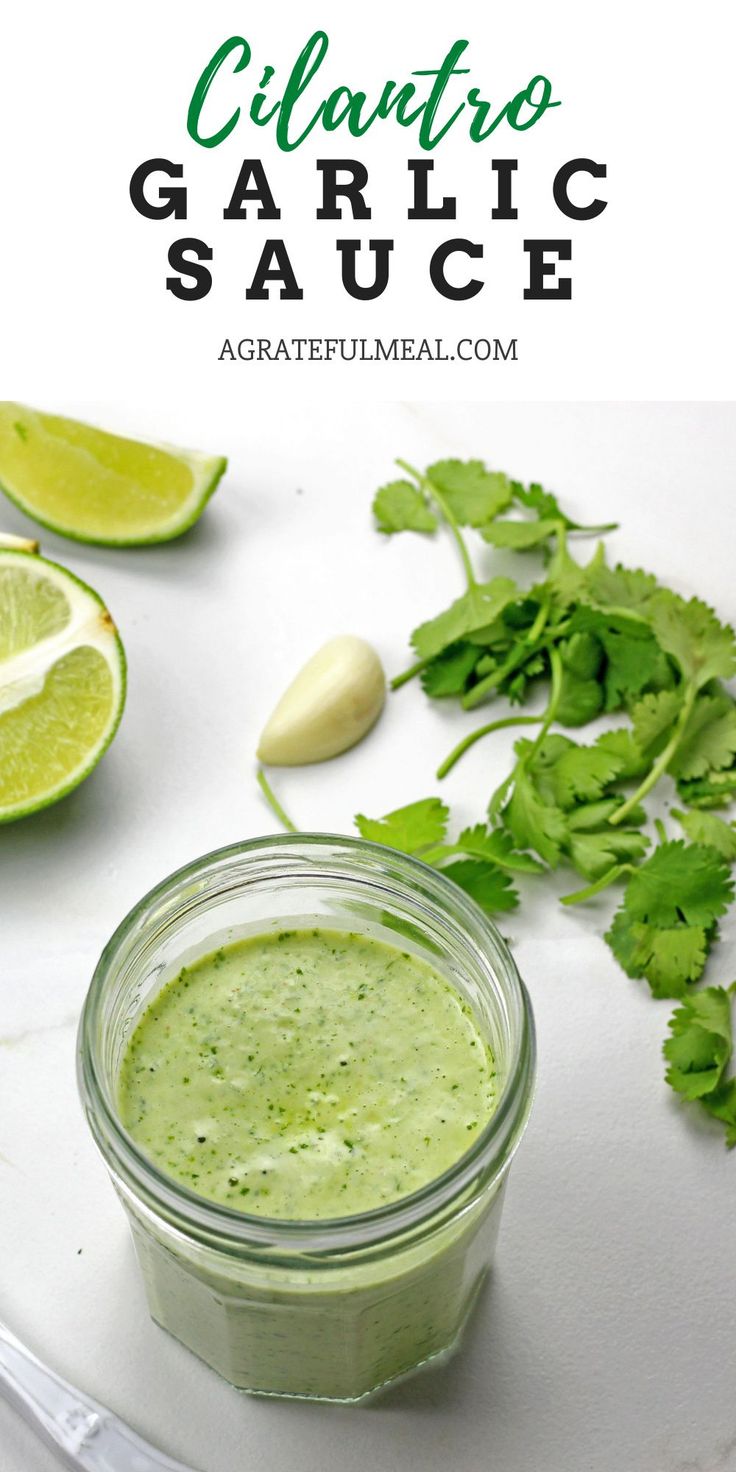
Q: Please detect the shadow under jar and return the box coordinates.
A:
[78,835,535,1403]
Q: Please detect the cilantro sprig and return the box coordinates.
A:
[351,796,544,914]
[664,985,736,1147]
[602,833,734,998]
[367,454,736,1148]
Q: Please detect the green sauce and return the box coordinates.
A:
[118,928,497,1220]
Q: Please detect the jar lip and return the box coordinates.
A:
[78,833,536,1254]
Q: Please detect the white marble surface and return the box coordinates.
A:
[1,402,735,1472]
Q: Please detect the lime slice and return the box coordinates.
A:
[0,404,227,546]
[0,550,126,822]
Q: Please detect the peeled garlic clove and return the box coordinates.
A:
[257,635,386,766]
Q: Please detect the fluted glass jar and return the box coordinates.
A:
[78,835,535,1402]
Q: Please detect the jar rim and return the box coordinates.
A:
[78,833,536,1256]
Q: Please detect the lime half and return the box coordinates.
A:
[0,404,227,546]
[0,550,126,822]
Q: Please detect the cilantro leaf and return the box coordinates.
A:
[481,518,561,549]
[664,985,736,1147]
[556,669,605,727]
[672,808,736,861]
[604,839,733,996]
[354,798,449,854]
[569,608,672,711]
[411,577,518,660]
[467,614,521,649]
[544,539,604,607]
[501,596,546,633]
[602,628,671,711]
[373,480,438,535]
[516,734,648,877]
[567,826,649,882]
[560,632,604,680]
[676,766,736,809]
[513,481,567,522]
[473,653,499,679]
[668,692,736,780]
[584,560,659,614]
[353,802,528,915]
[563,795,648,878]
[622,840,733,929]
[605,913,709,997]
[426,460,513,527]
[513,481,617,534]
[503,766,568,867]
[594,728,649,779]
[566,798,641,831]
[516,734,571,807]
[664,986,734,1099]
[439,858,519,914]
[503,652,547,706]
[452,824,544,873]
[420,643,480,697]
[549,743,625,808]
[700,1080,736,1148]
[648,591,736,690]
[631,689,683,752]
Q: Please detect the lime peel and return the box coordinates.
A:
[0,404,227,546]
[0,550,126,822]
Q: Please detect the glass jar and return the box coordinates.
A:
[78,835,535,1403]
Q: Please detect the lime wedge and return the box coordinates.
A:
[0,550,126,822]
[0,404,227,545]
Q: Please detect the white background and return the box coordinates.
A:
[0,0,734,401]
[0,401,735,1472]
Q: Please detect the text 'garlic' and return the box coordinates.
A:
[257,635,386,765]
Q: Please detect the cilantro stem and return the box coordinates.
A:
[522,645,564,762]
[569,520,619,535]
[256,767,298,833]
[561,863,633,905]
[462,622,572,710]
[488,768,516,820]
[487,649,563,820]
[596,604,651,626]
[390,656,430,691]
[396,458,478,591]
[610,684,697,825]
[437,715,543,780]
[461,669,503,711]
[528,599,550,644]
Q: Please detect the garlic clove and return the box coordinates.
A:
[257,635,386,766]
